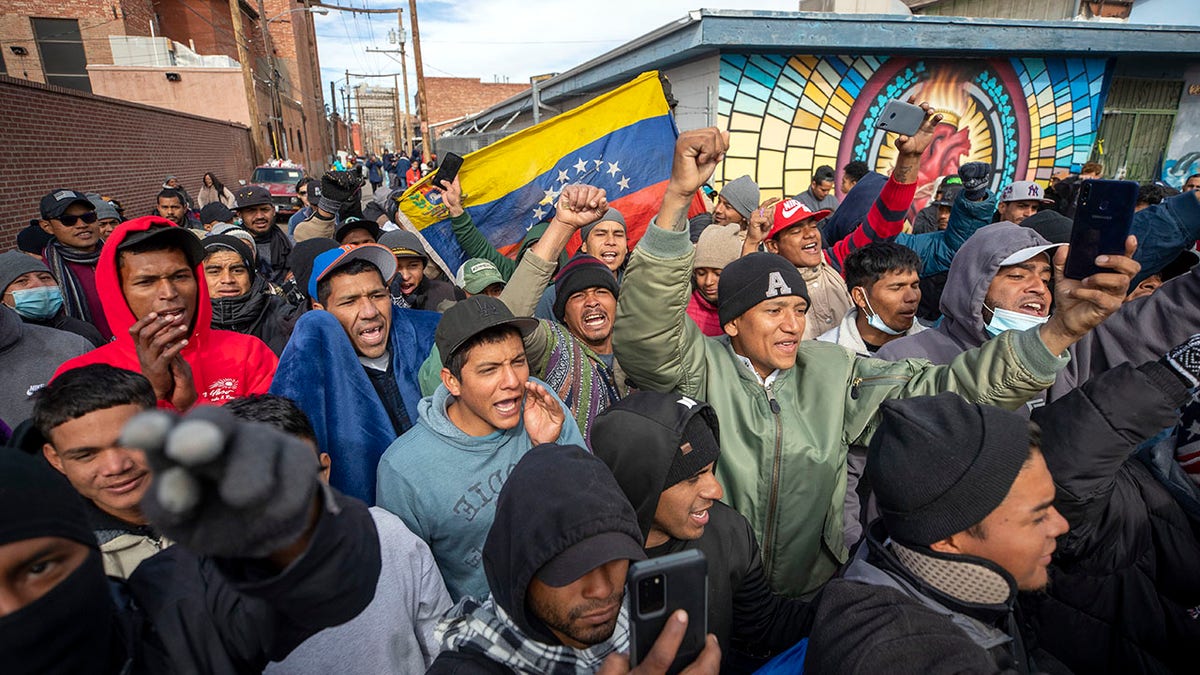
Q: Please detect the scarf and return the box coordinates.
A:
[43,238,102,323]
[437,596,629,674]
[211,276,271,331]
[254,225,293,285]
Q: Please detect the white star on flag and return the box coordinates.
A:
[573,158,588,174]
[606,161,621,177]
[557,169,570,183]
[617,176,631,191]
[532,205,547,221]
[542,186,561,203]
[593,159,603,169]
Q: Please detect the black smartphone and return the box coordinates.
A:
[433,152,464,188]
[627,550,707,674]
[874,99,925,137]
[1062,179,1137,280]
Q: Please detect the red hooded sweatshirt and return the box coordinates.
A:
[53,217,277,407]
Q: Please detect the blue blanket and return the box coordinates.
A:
[271,306,440,504]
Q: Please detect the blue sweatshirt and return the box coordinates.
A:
[375,378,585,601]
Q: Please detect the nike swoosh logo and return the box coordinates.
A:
[781,201,802,219]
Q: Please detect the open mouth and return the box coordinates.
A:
[598,251,619,266]
[158,308,187,326]
[358,324,385,346]
[689,506,710,526]
[775,339,798,354]
[801,242,819,253]
[493,396,521,417]
[582,310,608,330]
[1018,301,1047,317]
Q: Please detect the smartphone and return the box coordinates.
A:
[1062,179,1137,280]
[433,152,464,188]
[874,99,925,137]
[627,550,707,674]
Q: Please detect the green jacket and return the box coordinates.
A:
[613,224,1068,597]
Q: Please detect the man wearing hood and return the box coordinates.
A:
[270,243,440,504]
[52,216,278,411]
[496,184,631,444]
[818,242,925,356]
[38,188,112,339]
[0,404,381,674]
[616,126,1138,598]
[877,220,1200,404]
[0,250,106,346]
[376,296,583,601]
[806,393,1070,673]
[592,392,812,672]
[428,443,721,674]
[202,235,298,355]
[233,184,293,286]
[0,302,91,423]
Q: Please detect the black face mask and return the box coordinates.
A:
[0,550,119,673]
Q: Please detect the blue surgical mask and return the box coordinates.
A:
[858,289,905,336]
[985,305,1048,337]
[11,286,64,320]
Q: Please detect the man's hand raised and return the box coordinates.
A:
[130,312,197,410]
[892,98,943,158]
[554,184,609,231]
[1039,235,1140,356]
[523,380,566,446]
[435,176,465,217]
[657,128,729,232]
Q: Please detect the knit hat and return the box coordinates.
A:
[720,175,760,219]
[289,237,339,299]
[579,207,626,243]
[85,194,120,221]
[202,235,254,271]
[0,449,96,549]
[362,201,387,225]
[0,250,51,295]
[552,254,619,321]
[693,224,742,271]
[199,202,235,227]
[867,393,1032,547]
[17,223,53,255]
[716,252,809,326]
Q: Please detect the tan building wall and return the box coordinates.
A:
[88,64,251,125]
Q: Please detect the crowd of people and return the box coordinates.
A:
[2,99,1199,674]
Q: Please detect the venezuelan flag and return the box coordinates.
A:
[398,71,699,273]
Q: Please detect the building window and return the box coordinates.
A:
[31,18,91,93]
[297,128,304,153]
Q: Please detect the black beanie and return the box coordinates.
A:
[717,252,810,326]
[867,393,1032,547]
[0,450,96,549]
[17,223,53,255]
[290,237,339,299]
[553,254,619,321]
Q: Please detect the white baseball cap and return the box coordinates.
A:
[998,243,1065,266]
[999,181,1055,204]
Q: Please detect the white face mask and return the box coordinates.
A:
[984,304,1049,337]
[857,288,906,336]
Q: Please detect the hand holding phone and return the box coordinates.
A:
[433,152,464,189]
[1063,179,1138,280]
[627,550,708,675]
[598,611,720,675]
[874,99,926,138]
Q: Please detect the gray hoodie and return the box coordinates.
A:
[0,304,91,423]
[879,222,1200,405]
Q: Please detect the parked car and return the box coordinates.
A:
[250,162,305,220]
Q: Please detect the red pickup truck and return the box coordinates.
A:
[250,163,305,221]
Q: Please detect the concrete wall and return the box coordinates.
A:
[88,65,251,125]
[0,74,253,250]
[664,53,721,132]
[1162,63,1200,188]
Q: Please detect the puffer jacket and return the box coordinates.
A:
[614,223,1068,597]
[1023,360,1200,674]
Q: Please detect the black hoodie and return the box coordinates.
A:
[591,393,812,671]
[430,443,645,673]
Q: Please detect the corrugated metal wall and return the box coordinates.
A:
[1093,77,1183,181]
[913,0,1079,21]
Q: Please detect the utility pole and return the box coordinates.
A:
[408,0,431,163]
[229,0,266,164]
[355,84,364,154]
[395,10,412,156]
[392,74,401,152]
[329,80,340,153]
[255,0,286,160]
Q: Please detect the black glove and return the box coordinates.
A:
[958,162,992,201]
[1165,333,1200,390]
[318,170,363,216]
[121,406,319,558]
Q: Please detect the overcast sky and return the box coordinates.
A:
[312,1,800,110]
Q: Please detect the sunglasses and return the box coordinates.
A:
[298,190,308,196]
[57,211,99,227]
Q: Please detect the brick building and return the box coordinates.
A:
[0,0,331,170]
[422,76,529,135]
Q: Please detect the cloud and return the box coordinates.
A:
[313,1,798,103]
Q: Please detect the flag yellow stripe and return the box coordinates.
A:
[449,71,668,204]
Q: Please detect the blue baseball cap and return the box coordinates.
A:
[308,243,397,299]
